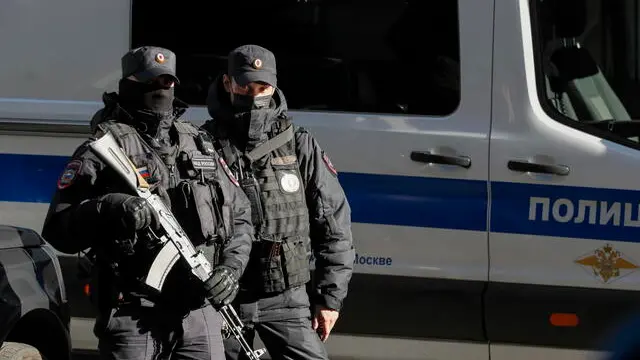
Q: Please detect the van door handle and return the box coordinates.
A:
[507,160,570,176]
[410,151,471,168]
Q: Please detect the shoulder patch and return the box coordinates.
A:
[57,160,82,189]
[322,152,338,176]
[219,157,239,187]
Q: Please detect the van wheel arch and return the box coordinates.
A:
[3,309,70,360]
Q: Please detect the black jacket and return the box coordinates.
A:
[42,92,254,308]
[201,77,355,317]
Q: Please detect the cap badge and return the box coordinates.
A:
[155,53,165,64]
[252,58,262,69]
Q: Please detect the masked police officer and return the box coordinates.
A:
[201,44,355,360]
[42,46,254,360]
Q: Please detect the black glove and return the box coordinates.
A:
[100,193,160,234]
[204,265,239,309]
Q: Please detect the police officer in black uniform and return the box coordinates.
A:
[201,44,355,360]
[42,46,254,360]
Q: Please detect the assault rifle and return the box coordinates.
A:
[88,130,266,360]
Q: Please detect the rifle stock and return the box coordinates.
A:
[88,131,266,359]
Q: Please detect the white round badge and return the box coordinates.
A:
[280,173,300,193]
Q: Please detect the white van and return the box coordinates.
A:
[1,0,640,359]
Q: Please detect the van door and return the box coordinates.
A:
[489,0,640,359]
[285,2,495,359]
[133,0,494,357]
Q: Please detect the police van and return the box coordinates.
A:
[2,0,640,359]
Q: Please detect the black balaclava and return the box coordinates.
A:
[118,78,176,149]
[206,75,289,153]
[118,78,175,114]
[228,91,276,149]
[230,91,273,113]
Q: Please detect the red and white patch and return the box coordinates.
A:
[57,160,82,189]
[322,153,338,176]
[219,157,239,187]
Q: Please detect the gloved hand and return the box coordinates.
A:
[100,193,160,234]
[204,265,239,309]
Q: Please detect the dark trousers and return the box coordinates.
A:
[223,316,329,360]
[95,303,224,360]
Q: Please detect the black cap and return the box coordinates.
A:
[228,44,277,87]
[121,46,180,84]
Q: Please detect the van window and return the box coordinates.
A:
[531,0,640,146]
[131,1,461,116]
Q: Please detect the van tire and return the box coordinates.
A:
[0,342,44,360]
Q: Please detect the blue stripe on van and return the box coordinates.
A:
[0,153,489,231]
[491,181,640,243]
[338,172,487,231]
[0,153,69,203]
[3,152,640,243]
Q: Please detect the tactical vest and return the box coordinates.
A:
[95,119,234,303]
[213,116,311,293]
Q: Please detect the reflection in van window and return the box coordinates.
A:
[532,0,640,123]
[132,0,461,116]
